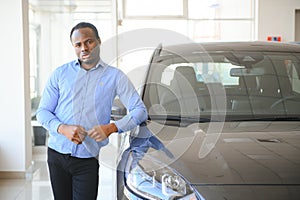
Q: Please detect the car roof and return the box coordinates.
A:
[160,41,300,56]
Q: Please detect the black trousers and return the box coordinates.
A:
[47,147,99,200]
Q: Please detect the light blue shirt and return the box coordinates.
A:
[36,59,148,158]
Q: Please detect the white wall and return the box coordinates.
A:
[0,0,32,176]
[257,0,300,42]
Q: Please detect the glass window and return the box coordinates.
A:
[124,0,185,18]
[188,0,253,19]
[189,20,253,41]
[146,49,300,119]
[291,61,300,93]
[161,62,240,87]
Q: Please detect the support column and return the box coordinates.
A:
[0,0,32,178]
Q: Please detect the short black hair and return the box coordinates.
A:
[70,22,100,41]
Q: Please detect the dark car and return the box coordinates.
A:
[113,41,300,200]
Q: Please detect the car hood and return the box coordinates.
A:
[129,121,300,199]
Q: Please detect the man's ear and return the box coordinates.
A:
[98,38,101,45]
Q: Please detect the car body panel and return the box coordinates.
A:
[141,121,300,184]
[126,121,300,199]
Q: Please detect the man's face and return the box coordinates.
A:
[71,27,101,69]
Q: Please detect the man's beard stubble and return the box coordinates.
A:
[81,44,101,65]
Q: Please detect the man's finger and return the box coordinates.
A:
[87,128,95,136]
[88,131,97,139]
[77,130,87,141]
[71,137,82,144]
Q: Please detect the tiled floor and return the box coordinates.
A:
[0,139,119,200]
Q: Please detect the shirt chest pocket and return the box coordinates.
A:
[95,80,116,102]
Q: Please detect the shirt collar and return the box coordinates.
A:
[75,59,106,71]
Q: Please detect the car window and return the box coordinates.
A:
[161,62,240,86]
[290,61,300,93]
[144,51,300,121]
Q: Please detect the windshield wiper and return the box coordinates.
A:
[231,116,300,122]
[149,115,213,123]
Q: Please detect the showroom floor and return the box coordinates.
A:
[0,140,118,200]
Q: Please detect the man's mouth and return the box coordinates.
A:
[81,54,90,59]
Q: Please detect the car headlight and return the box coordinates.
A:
[124,152,198,200]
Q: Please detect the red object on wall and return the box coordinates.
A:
[267,36,281,42]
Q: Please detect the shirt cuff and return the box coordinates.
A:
[114,114,137,133]
[50,120,62,134]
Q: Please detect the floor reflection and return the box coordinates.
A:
[0,141,117,200]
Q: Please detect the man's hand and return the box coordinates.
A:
[88,123,118,142]
[57,124,87,144]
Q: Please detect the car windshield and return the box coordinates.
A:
[143,47,300,122]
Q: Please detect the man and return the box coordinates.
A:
[36,22,148,200]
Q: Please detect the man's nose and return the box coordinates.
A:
[81,43,88,51]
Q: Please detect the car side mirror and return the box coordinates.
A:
[111,98,127,121]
